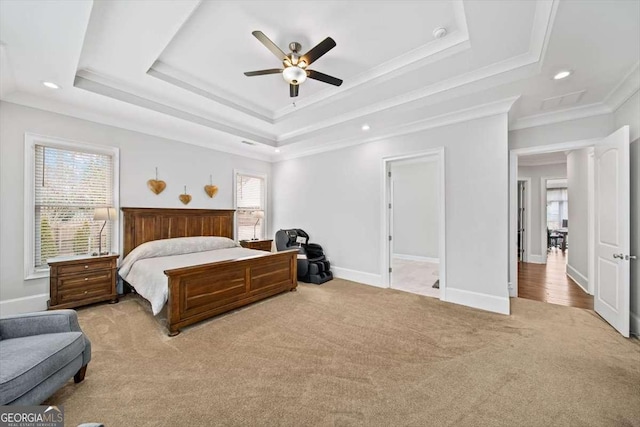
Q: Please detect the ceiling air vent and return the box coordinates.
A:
[241,140,256,146]
[540,90,586,110]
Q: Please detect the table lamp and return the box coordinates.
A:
[251,210,264,240]
[93,207,116,255]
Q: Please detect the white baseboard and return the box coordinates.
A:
[0,293,49,316]
[393,254,439,263]
[444,287,510,315]
[527,254,546,264]
[631,311,640,337]
[566,264,589,294]
[332,266,384,288]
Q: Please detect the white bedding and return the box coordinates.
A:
[119,237,268,315]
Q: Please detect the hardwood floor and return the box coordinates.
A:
[518,250,594,310]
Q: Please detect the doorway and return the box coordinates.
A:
[382,149,446,299]
[509,127,632,337]
[515,152,593,310]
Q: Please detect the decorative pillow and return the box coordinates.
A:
[119,236,239,277]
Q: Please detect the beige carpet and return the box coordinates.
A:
[46,279,640,427]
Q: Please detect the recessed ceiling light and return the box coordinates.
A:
[274,149,280,153]
[42,81,60,89]
[433,27,447,39]
[553,70,572,80]
[361,124,370,131]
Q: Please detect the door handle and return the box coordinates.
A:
[613,253,624,259]
[626,255,637,261]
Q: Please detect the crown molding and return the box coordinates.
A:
[74,69,277,146]
[275,96,519,161]
[603,61,640,112]
[518,159,567,167]
[147,60,274,123]
[0,95,275,162]
[271,28,471,120]
[509,102,612,131]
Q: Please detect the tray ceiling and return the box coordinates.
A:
[0,0,638,161]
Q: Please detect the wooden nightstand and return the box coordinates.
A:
[48,254,119,310]
[240,239,273,252]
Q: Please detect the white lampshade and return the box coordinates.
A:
[94,207,116,221]
[282,66,307,85]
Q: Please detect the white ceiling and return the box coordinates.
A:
[1,0,638,162]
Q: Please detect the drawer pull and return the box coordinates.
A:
[84,265,89,269]
[84,277,88,281]
[84,291,88,294]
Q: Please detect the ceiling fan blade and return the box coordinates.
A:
[244,69,283,76]
[306,70,343,86]
[252,31,288,61]
[290,84,299,97]
[300,37,336,66]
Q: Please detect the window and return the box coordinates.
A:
[25,134,119,278]
[546,188,568,230]
[234,171,266,241]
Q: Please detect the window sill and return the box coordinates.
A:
[25,270,49,281]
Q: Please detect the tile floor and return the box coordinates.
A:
[391,257,440,298]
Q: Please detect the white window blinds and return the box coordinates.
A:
[546,188,568,231]
[34,144,114,269]
[235,173,265,241]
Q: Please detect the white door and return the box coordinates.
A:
[594,126,631,337]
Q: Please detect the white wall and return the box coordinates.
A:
[517,163,567,262]
[391,160,438,260]
[273,114,510,314]
[613,90,640,335]
[566,148,590,290]
[0,101,271,313]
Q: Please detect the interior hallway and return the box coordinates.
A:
[518,250,594,309]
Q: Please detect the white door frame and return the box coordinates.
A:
[516,178,532,263]
[381,147,446,299]
[509,138,600,297]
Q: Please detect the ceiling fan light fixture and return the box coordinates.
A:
[282,66,307,85]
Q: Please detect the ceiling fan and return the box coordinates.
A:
[244,31,343,98]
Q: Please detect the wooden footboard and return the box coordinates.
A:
[163,250,298,336]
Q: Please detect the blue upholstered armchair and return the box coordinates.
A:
[0,310,91,405]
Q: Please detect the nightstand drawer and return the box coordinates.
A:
[48,253,119,310]
[57,271,112,291]
[57,260,113,275]
[58,280,112,303]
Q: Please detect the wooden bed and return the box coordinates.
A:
[122,207,298,336]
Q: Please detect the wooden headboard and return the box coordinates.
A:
[122,208,235,257]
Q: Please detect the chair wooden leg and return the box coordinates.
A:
[74,365,87,383]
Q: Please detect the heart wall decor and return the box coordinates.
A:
[147,167,166,195]
[204,185,218,198]
[179,186,192,205]
[147,179,166,195]
[204,175,218,198]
